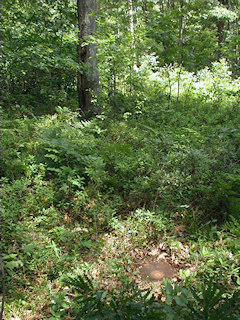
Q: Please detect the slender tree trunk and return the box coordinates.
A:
[142,0,149,21]
[129,0,135,43]
[217,0,228,59]
[236,18,240,63]
[77,0,99,116]
[217,20,224,59]
[178,0,184,64]
[128,0,137,70]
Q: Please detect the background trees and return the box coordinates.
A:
[1,0,239,115]
[1,0,78,114]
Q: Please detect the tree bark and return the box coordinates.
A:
[217,20,224,59]
[178,0,184,64]
[128,0,137,70]
[142,0,149,22]
[217,0,228,59]
[77,0,99,116]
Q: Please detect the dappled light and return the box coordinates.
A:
[1,0,240,319]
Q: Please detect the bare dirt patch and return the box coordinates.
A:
[139,261,176,282]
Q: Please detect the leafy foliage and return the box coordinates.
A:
[1,1,240,318]
[50,273,240,320]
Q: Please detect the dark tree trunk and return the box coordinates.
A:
[77,0,100,116]
[217,0,229,59]
[217,20,224,58]
[142,0,149,22]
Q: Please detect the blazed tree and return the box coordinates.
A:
[77,0,100,116]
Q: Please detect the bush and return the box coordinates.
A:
[50,273,240,320]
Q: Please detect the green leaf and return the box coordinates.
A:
[24,243,36,253]
[175,295,187,307]
[81,240,93,248]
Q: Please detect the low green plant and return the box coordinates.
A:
[51,273,240,320]
[163,278,240,320]
[62,273,166,320]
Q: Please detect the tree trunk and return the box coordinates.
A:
[178,0,184,64]
[77,0,99,116]
[236,18,240,63]
[128,0,137,70]
[217,0,228,59]
[129,0,135,44]
[142,0,149,21]
[217,20,224,59]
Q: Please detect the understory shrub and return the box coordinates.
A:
[50,273,240,320]
[34,95,239,222]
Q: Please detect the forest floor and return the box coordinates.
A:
[2,91,240,318]
[3,209,239,319]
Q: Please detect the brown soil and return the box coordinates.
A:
[139,261,176,282]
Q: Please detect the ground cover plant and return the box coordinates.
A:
[1,1,240,319]
[1,62,240,318]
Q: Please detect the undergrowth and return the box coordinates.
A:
[1,61,240,319]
